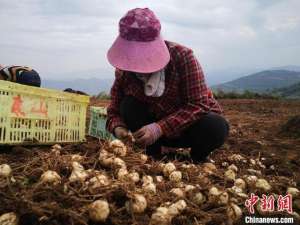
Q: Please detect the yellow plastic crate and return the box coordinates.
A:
[0,80,90,145]
[88,106,114,140]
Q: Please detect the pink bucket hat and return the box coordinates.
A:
[107,8,170,73]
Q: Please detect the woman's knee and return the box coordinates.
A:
[205,113,229,144]
[188,113,229,147]
[188,114,229,162]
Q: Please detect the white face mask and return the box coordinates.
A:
[136,69,165,97]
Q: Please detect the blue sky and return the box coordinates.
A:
[0,0,299,82]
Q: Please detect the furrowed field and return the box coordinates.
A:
[0,99,299,225]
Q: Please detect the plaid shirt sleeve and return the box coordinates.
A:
[157,49,212,138]
[106,69,127,134]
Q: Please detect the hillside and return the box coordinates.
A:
[42,78,113,95]
[271,65,300,71]
[273,81,300,99]
[212,70,300,93]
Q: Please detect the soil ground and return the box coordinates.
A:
[0,99,299,225]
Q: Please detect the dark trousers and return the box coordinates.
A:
[120,96,229,162]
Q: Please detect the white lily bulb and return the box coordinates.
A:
[40,170,61,185]
[234,178,246,190]
[142,175,154,184]
[184,185,196,193]
[99,150,109,160]
[208,186,221,202]
[228,164,238,172]
[287,187,300,198]
[230,185,244,194]
[88,174,110,189]
[128,172,140,183]
[209,187,220,196]
[193,192,205,206]
[142,182,157,194]
[255,179,271,191]
[227,203,242,223]
[126,194,147,213]
[109,139,127,156]
[247,169,262,176]
[218,191,229,205]
[140,154,148,163]
[228,154,245,161]
[168,200,187,217]
[203,163,216,174]
[173,200,187,211]
[0,212,18,225]
[245,175,258,186]
[158,163,166,172]
[70,154,83,162]
[52,144,62,150]
[69,162,88,182]
[163,163,176,177]
[250,159,256,165]
[117,168,129,180]
[150,207,170,225]
[156,176,164,183]
[109,139,125,149]
[0,164,12,178]
[170,188,185,198]
[89,200,110,222]
[100,156,115,167]
[225,169,236,181]
[169,171,182,183]
[113,157,126,169]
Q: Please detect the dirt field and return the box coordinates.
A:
[221,99,300,179]
[0,99,299,225]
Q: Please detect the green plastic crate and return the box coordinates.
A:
[88,106,114,140]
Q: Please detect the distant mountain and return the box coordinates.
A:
[205,67,263,86]
[206,65,300,86]
[271,65,300,72]
[212,70,300,93]
[272,82,300,99]
[42,78,113,95]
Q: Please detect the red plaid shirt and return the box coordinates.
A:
[106,41,223,138]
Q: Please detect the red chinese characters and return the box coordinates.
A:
[277,194,293,213]
[245,193,260,214]
[261,194,275,212]
[31,100,48,117]
[11,95,25,117]
[11,96,48,118]
[245,193,293,214]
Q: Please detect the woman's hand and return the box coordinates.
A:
[133,123,162,147]
[114,127,129,139]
